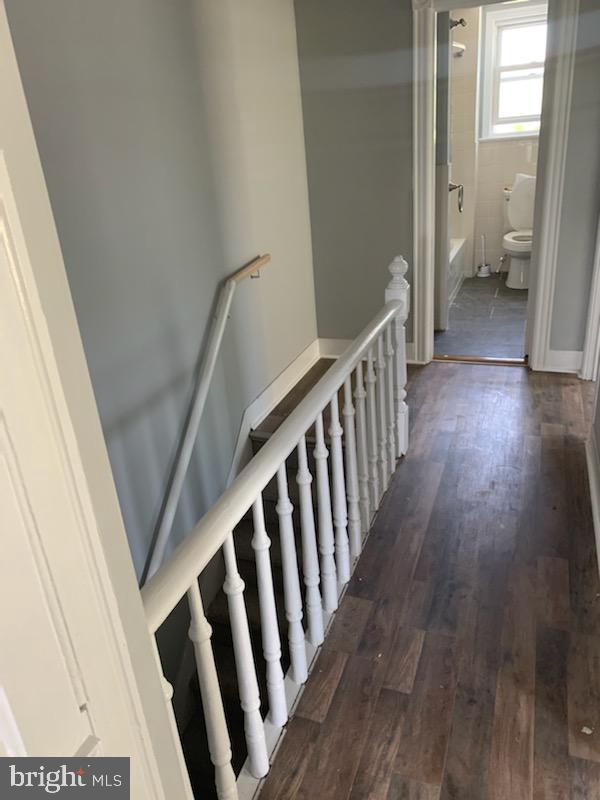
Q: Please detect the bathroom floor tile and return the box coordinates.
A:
[435,274,527,359]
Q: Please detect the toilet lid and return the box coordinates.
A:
[507,173,536,230]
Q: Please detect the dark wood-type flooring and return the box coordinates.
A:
[260,361,600,800]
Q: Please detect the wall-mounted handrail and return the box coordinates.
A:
[142,257,408,632]
[141,256,410,799]
[142,254,271,583]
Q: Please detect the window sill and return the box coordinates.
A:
[478,133,540,143]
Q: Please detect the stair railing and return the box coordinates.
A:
[141,256,410,800]
[142,253,272,584]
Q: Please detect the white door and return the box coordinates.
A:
[0,5,191,798]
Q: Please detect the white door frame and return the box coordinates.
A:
[411,0,580,368]
[580,215,600,380]
[1,3,192,796]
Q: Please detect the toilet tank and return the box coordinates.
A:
[507,173,536,230]
[503,187,512,233]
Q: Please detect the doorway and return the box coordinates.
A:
[411,0,579,370]
[433,1,547,363]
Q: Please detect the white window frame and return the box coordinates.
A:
[479,1,548,141]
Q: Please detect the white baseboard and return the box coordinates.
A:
[226,340,321,485]
[319,337,418,364]
[318,338,352,358]
[585,436,600,578]
[227,334,418,485]
[539,349,583,374]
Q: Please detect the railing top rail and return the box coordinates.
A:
[141,253,272,584]
[141,299,403,632]
[231,253,271,284]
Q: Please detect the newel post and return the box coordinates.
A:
[385,256,410,457]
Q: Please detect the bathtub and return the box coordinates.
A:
[448,237,466,306]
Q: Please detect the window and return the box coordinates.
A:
[479,2,548,140]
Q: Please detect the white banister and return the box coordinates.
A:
[354,361,371,532]
[329,394,350,588]
[187,582,238,800]
[366,347,380,509]
[376,334,388,493]
[386,324,396,480]
[386,256,410,456]
[142,299,405,631]
[222,534,269,778]
[314,413,339,613]
[141,259,410,800]
[250,497,287,727]
[343,377,362,560]
[143,254,272,582]
[296,436,324,648]
[276,465,308,685]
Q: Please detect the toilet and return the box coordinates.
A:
[502,173,536,290]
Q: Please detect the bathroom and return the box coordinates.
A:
[434,0,546,361]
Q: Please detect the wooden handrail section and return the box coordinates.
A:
[231,253,271,284]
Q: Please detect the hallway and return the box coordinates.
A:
[260,362,599,799]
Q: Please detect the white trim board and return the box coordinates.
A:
[528,0,579,371]
[412,0,580,371]
[318,337,418,363]
[539,348,583,374]
[226,340,321,485]
[227,335,420,485]
[585,435,600,578]
[580,215,600,380]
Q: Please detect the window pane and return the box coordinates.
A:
[498,69,544,119]
[500,23,547,66]
[492,120,540,136]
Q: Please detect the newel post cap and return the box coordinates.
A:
[385,256,410,316]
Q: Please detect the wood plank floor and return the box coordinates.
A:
[259,362,600,800]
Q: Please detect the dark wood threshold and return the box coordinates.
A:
[433,353,528,367]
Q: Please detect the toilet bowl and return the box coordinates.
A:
[502,173,536,290]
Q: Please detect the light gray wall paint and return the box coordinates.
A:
[6,0,317,578]
[294,0,414,342]
[549,0,600,351]
[594,386,600,455]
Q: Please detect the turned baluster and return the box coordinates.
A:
[250,497,287,727]
[313,413,338,612]
[342,377,362,560]
[354,361,371,532]
[187,582,238,799]
[276,465,308,684]
[385,256,410,456]
[150,639,196,800]
[365,348,380,509]
[222,534,269,778]
[329,393,350,588]
[376,335,388,494]
[296,436,324,647]
[385,324,397,478]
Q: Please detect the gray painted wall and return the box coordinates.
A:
[594,386,600,455]
[549,0,600,351]
[6,0,317,578]
[294,0,414,342]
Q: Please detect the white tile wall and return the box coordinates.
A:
[448,7,480,275]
